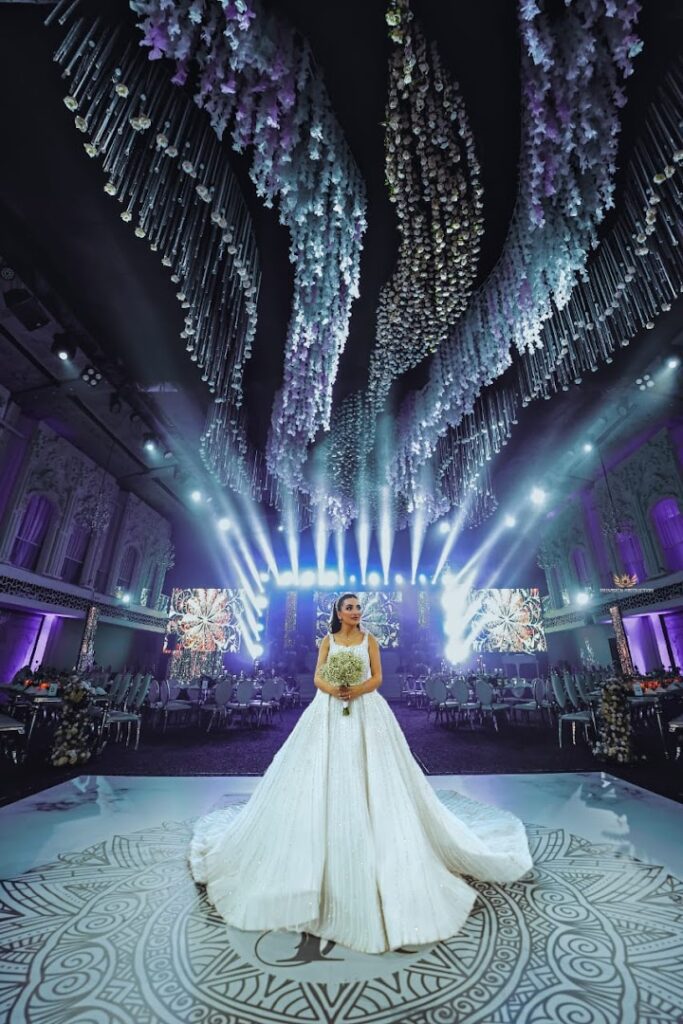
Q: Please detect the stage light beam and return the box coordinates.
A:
[378,485,394,584]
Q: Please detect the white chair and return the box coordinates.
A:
[551,674,592,747]
[426,679,458,725]
[474,681,509,732]
[250,678,279,726]
[201,680,233,733]
[227,679,256,726]
[449,678,480,728]
[511,678,553,725]
[157,679,192,733]
[0,712,26,765]
[104,674,152,749]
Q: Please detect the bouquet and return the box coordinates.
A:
[320,650,365,715]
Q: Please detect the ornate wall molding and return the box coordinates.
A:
[0,418,174,603]
[0,572,168,631]
[543,576,683,632]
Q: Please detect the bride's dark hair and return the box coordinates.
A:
[329,593,361,634]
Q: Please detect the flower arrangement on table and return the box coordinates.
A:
[592,677,633,764]
[320,650,366,716]
[50,676,97,767]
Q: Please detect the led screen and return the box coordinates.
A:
[164,588,245,654]
[470,588,546,653]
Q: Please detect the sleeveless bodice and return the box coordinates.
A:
[328,630,371,684]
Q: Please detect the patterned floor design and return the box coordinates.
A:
[1,775,682,1024]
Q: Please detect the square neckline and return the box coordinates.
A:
[330,630,367,648]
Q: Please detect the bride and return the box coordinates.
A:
[189,592,533,954]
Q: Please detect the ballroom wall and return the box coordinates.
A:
[539,423,683,672]
[0,390,174,679]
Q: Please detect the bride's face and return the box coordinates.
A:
[339,597,362,628]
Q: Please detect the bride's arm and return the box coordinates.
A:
[313,635,342,697]
[350,635,383,698]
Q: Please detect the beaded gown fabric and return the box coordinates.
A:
[189,631,533,954]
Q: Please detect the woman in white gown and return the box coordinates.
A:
[190,593,533,954]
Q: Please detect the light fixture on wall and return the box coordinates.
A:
[51,333,77,361]
[143,433,158,453]
[81,366,103,387]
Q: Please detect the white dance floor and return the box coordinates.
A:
[1,772,682,1023]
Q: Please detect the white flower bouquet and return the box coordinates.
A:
[320,649,365,715]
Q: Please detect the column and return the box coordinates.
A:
[44,493,78,577]
[76,604,100,673]
[609,604,634,676]
[633,504,660,578]
[80,528,106,589]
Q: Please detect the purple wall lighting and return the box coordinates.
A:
[0,609,50,681]
[651,497,683,572]
[10,494,53,571]
[616,530,647,582]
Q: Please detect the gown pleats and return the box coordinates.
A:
[190,641,533,954]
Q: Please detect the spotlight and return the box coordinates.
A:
[438,521,451,535]
[394,573,404,585]
[277,524,285,533]
[81,366,103,387]
[367,571,381,587]
[667,357,680,370]
[254,595,268,611]
[530,486,546,506]
[349,574,357,584]
[575,592,590,606]
[121,593,131,604]
[51,333,77,361]
[582,442,593,453]
[163,449,173,460]
[143,433,158,452]
[217,517,232,532]
[279,570,294,586]
[323,569,339,586]
[190,489,202,503]
[253,644,264,658]
[299,569,316,588]
[418,573,427,585]
[259,571,270,582]
[503,514,517,528]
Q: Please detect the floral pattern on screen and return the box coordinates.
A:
[315,592,401,648]
[470,588,546,654]
[164,588,244,654]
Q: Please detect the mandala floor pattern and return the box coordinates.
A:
[1,773,682,1024]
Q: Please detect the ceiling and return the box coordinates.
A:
[0,0,681,583]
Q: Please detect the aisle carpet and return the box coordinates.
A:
[2,702,681,806]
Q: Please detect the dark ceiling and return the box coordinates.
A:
[0,0,681,585]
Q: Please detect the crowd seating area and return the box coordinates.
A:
[0,668,302,767]
[401,669,683,759]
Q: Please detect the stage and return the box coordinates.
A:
[1,772,682,1024]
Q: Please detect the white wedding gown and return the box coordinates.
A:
[189,631,533,954]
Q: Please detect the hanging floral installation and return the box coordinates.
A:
[313,0,642,531]
[426,56,682,521]
[47,1,263,498]
[514,58,682,401]
[368,0,484,411]
[387,0,643,507]
[592,676,633,763]
[130,0,367,488]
